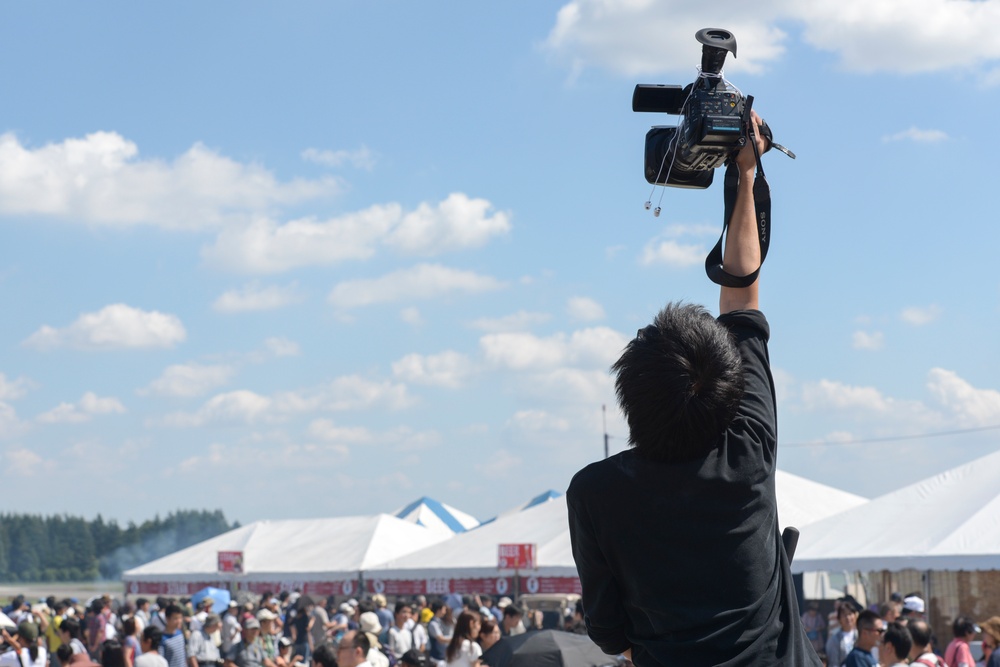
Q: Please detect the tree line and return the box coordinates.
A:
[0,509,238,582]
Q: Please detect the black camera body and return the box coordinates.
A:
[633,28,769,189]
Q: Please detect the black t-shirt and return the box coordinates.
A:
[567,310,820,666]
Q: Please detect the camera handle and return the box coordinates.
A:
[704,95,771,288]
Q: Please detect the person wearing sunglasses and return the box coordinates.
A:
[844,611,884,667]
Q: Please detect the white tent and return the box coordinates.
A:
[364,470,865,597]
[366,495,577,597]
[775,469,868,530]
[122,514,449,597]
[792,448,1000,573]
[394,497,480,535]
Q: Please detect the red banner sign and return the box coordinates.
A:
[217,551,244,573]
[498,543,537,570]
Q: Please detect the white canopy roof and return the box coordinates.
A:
[367,493,577,580]
[394,497,480,535]
[366,471,865,581]
[792,447,1000,573]
[775,469,868,530]
[123,514,449,582]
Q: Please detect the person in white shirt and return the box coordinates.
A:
[444,612,481,667]
[387,604,414,660]
[0,622,48,667]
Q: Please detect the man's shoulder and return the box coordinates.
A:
[568,451,631,499]
[135,654,169,667]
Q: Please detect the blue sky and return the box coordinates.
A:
[2,1,1000,526]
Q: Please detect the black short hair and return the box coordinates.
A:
[883,622,912,660]
[311,642,338,667]
[394,601,411,615]
[164,604,183,619]
[503,604,522,618]
[908,620,932,648]
[858,610,880,631]
[57,644,74,663]
[60,618,81,639]
[351,631,371,654]
[612,302,744,463]
[143,626,163,647]
[358,600,375,614]
[430,601,444,614]
[953,615,977,637]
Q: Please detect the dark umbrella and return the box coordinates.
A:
[484,630,621,667]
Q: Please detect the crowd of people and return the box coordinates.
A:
[800,593,1000,667]
[0,590,590,667]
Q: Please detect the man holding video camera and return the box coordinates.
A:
[568,111,820,666]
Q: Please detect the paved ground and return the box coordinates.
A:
[0,581,122,605]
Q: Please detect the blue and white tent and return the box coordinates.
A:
[487,490,563,524]
[394,497,480,535]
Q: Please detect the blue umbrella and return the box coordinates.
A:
[191,586,231,611]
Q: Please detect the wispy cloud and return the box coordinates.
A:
[301,145,377,170]
[882,126,949,143]
[24,304,186,351]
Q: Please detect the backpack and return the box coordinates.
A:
[379,645,398,667]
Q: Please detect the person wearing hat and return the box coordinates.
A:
[273,637,301,667]
[0,621,48,667]
[255,610,280,662]
[980,616,1000,667]
[221,603,242,657]
[901,595,926,622]
[357,613,388,667]
[224,618,268,667]
[944,616,980,667]
[188,614,222,667]
[399,649,426,667]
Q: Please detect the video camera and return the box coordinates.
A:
[633,28,792,190]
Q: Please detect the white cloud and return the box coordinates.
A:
[527,368,615,404]
[546,2,788,76]
[639,238,705,268]
[507,409,571,433]
[0,373,32,400]
[0,132,339,229]
[474,448,523,479]
[400,307,424,326]
[2,447,47,476]
[307,418,373,444]
[37,392,126,424]
[392,351,475,388]
[882,127,949,143]
[481,327,628,371]
[0,402,28,439]
[926,368,1000,427]
[24,304,186,350]
[202,193,510,273]
[567,296,605,322]
[264,337,300,358]
[301,145,376,170]
[328,264,506,309]
[901,304,942,326]
[801,379,894,412]
[213,282,303,313]
[852,330,884,350]
[383,193,511,256]
[162,376,413,427]
[545,1,1000,79]
[141,363,236,398]
[469,310,551,333]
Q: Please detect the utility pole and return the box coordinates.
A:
[603,404,610,459]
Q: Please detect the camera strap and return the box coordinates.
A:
[704,99,771,288]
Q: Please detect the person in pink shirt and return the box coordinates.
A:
[944,616,979,667]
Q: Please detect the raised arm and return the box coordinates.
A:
[720,110,767,315]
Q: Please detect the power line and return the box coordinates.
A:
[782,424,1000,448]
